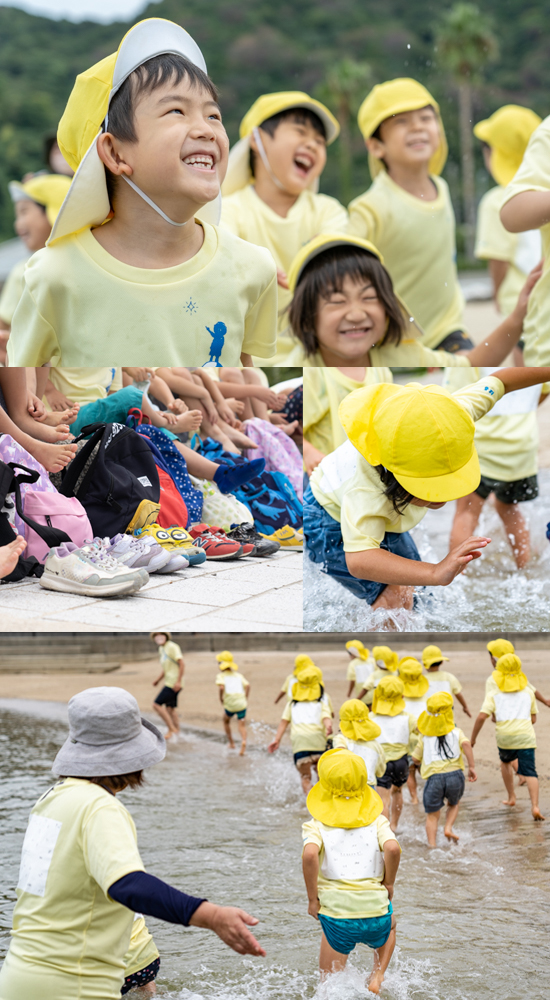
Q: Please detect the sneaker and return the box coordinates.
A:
[134,523,205,567]
[207,524,255,557]
[156,553,189,574]
[260,525,303,550]
[227,522,281,557]
[40,544,147,597]
[188,523,244,560]
[166,526,207,566]
[104,533,172,573]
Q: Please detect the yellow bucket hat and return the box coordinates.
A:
[306,748,383,829]
[474,105,541,187]
[8,174,72,227]
[372,646,398,672]
[398,658,429,698]
[492,654,528,693]
[345,639,370,661]
[487,638,515,659]
[417,692,455,737]
[357,78,448,179]
[339,699,382,742]
[422,644,450,669]
[294,654,315,672]
[51,18,219,244]
[339,382,480,503]
[221,91,339,197]
[291,664,323,702]
[216,651,238,671]
[372,675,406,717]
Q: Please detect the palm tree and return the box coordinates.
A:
[436,4,498,260]
[318,58,373,206]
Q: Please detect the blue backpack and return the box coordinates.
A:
[233,471,303,535]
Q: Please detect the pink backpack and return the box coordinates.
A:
[244,418,303,501]
[0,435,57,536]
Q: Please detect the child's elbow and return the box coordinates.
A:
[385,840,401,857]
[345,550,368,578]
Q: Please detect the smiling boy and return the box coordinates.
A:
[9,18,277,367]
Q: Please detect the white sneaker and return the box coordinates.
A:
[40,544,148,597]
[102,534,172,573]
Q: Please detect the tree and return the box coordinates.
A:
[436,4,498,261]
[318,58,373,206]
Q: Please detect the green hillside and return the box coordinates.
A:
[0,0,548,242]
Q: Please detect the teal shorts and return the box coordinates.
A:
[71,386,144,436]
[318,902,393,954]
[225,709,246,720]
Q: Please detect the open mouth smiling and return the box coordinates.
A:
[182,153,216,171]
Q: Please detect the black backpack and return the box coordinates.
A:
[59,422,160,538]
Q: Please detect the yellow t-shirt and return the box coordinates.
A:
[46,367,123,405]
[0,257,28,325]
[283,340,472,370]
[412,727,468,779]
[281,672,294,696]
[0,778,145,1000]
[282,697,332,754]
[124,915,159,978]
[332,733,387,784]
[309,375,505,551]
[475,185,541,316]
[304,366,394,456]
[443,366,540,481]
[346,655,377,700]
[501,115,550,366]
[216,670,249,712]
[159,640,184,689]
[480,687,537,749]
[426,670,462,698]
[348,171,465,349]
[302,815,397,919]
[370,711,417,762]
[9,223,277,366]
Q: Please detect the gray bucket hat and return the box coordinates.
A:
[52,687,166,777]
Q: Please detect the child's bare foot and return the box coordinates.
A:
[0,535,26,578]
[444,829,459,842]
[532,806,545,821]
[239,742,246,756]
[409,795,419,805]
[29,440,77,473]
[227,426,257,449]
[368,969,384,994]
[36,404,79,427]
[503,797,516,807]
[277,419,299,437]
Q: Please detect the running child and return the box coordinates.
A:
[370,676,417,831]
[422,645,471,717]
[216,651,250,755]
[304,368,550,618]
[411,692,477,846]
[274,653,314,705]
[486,639,550,709]
[356,646,399,706]
[471,653,544,821]
[151,631,185,740]
[9,18,277,367]
[345,639,376,700]
[333,700,386,788]
[302,748,400,994]
[397,657,430,805]
[268,664,332,794]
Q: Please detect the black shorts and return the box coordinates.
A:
[121,957,160,995]
[498,747,537,777]
[435,330,475,353]
[377,754,409,789]
[155,685,179,708]
[475,474,538,504]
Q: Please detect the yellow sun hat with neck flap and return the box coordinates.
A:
[307,748,383,828]
[221,91,339,198]
[422,644,450,669]
[339,382,481,503]
[294,654,315,672]
[398,657,429,698]
[487,638,515,659]
[216,650,238,671]
[372,646,398,672]
[357,78,448,180]
[50,17,220,245]
[339,699,382,742]
[417,692,455,737]
[492,654,528,693]
[372,675,406,717]
[291,664,323,702]
[345,639,370,661]
[9,174,72,227]
[474,105,541,187]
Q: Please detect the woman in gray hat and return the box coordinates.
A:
[0,686,265,1000]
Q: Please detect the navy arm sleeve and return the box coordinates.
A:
[108,870,206,926]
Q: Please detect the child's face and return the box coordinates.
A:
[14,200,51,251]
[252,119,327,195]
[367,106,440,172]
[153,633,166,645]
[315,274,387,362]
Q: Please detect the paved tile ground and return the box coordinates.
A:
[0,550,303,632]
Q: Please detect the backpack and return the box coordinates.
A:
[243,418,303,501]
[0,434,57,538]
[188,475,253,533]
[0,461,73,581]
[128,416,204,525]
[59,422,161,538]
[21,491,93,563]
[233,471,303,535]
[137,434,189,529]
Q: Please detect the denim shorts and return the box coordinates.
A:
[423,769,465,813]
[318,902,393,954]
[498,746,537,777]
[304,485,421,604]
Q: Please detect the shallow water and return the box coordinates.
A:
[304,468,550,633]
[1,703,549,999]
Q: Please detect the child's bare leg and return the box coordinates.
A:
[153,702,177,736]
[223,713,236,749]
[494,498,530,568]
[135,983,156,995]
[390,785,403,832]
[219,368,256,420]
[167,706,180,733]
[297,759,314,795]
[369,917,396,995]
[407,764,419,804]
[512,757,526,785]
[444,803,460,841]
[242,369,270,419]
[237,717,247,755]
[426,810,440,847]
[501,761,516,806]
[0,369,75,447]
[140,393,203,436]
[0,396,77,473]
[449,493,485,550]
[524,776,545,820]
[319,932,348,978]
[371,585,415,613]
[173,442,219,480]
[377,785,390,821]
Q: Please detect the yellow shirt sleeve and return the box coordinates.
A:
[480,692,495,716]
[282,701,292,722]
[502,117,550,203]
[10,276,61,366]
[346,663,357,682]
[475,186,518,262]
[333,733,347,749]
[412,733,423,761]
[302,817,323,850]
[376,814,400,850]
[241,266,278,358]
[0,258,28,325]
[452,375,505,421]
[83,800,145,895]
[446,672,462,695]
[347,196,380,243]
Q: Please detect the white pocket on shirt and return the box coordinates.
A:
[17,814,62,897]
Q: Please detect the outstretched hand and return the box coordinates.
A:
[432,536,491,587]
[191,902,266,956]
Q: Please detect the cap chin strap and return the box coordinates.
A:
[121,174,189,227]
[252,127,293,195]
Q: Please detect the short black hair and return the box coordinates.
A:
[288,245,406,357]
[375,466,416,514]
[249,107,326,177]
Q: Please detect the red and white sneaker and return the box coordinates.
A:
[207,524,255,557]
[188,523,244,560]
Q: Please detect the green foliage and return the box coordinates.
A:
[436,4,498,82]
[261,367,302,386]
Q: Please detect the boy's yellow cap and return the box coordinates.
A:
[8,174,72,227]
[372,646,398,672]
[474,105,541,187]
[216,650,238,671]
[339,699,382,742]
[492,653,528,693]
[50,18,218,244]
[372,675,406,717]
[339,382,480,503]
[357,78,448,179]
[306,748,383,828]
[345,639,370,660]
[422,644,450,668]
[417,692,455,737]
[398,658,429,698]
[291,664,323,702]
[486,638,515,659]
[221,91,339,197]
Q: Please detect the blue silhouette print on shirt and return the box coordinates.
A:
[203,321,227,367]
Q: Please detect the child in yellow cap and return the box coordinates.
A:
[216,651,250,755]
[345,640,376,701]
[422,645,471,717]
[302,749,400,994]
[333,700,386,788]
[412,693,477,846]
[348,79,468,352]
[9,18,277,367]
[356,646,399,706]
[369,676,417,831]
[471,654,544,821]
[304,368,550,616]
[274,654,314,705]
[397,657,430,805]
[122,915,160,994]
[268,665,332,793]
[220,91,347,362]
